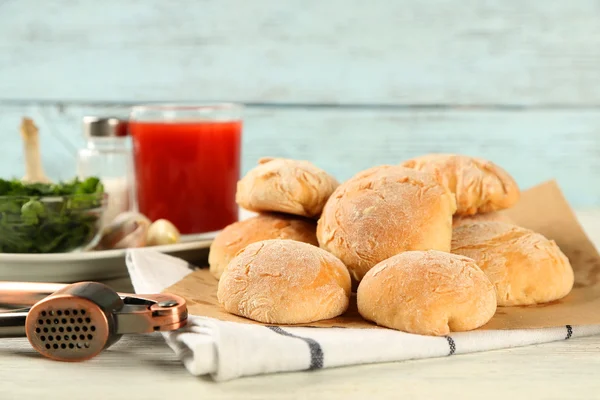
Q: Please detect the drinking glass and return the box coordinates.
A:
[129,104,243,235]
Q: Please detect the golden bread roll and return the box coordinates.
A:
[401,154,520,216]
[452,211,514,228]
[317,165,456,282]
[217,239,351,324]
[236,157,339,218]
[208,213,318,280]
[357,250,497,336]
[451,221,574,306]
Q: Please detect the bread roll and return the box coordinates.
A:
[451,221,574,306]
[208,213,318,279]
[217,239,351,324]
[452,211,514,228]
[317,165,456,282]
[236,157,339,218]
[357,250,496,336]
[401,154,520,216]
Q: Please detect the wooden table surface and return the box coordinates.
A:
[2,210,600,400]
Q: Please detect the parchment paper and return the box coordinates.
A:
[164,180,600,330]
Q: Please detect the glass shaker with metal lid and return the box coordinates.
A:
[77,116,134,226]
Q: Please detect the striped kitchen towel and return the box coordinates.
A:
[125,249,600,382]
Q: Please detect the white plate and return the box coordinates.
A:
[0,236,215,283]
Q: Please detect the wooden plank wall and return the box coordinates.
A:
[1,0,599,208]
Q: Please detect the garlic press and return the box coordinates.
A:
[0,281,187,362]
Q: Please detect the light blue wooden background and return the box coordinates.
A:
[1,0,599,208]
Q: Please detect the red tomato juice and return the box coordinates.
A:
[129,120,242,234]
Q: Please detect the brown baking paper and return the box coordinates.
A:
[163,180,600,331]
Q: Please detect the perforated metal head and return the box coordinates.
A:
[25,282,124,362]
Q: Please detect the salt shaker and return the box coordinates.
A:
[76,116,134,227]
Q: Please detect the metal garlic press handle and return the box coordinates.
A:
[0,282,67,308]
[0,282,155,307]
[0,309,29,338]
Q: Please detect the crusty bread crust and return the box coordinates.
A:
[217,239,351,324]
[453,211,514,228]
[401,154,520,216]
[451,221,574,306]
[236,157,339,218]
[209,213,318,279]
[317,165,456,282]
[357,250,497,336]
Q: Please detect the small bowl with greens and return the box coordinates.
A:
[0,177,107,254]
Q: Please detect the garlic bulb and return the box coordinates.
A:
[95,211,152,250]
[146,219,181,246]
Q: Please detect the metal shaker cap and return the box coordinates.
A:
[83,116,129,137]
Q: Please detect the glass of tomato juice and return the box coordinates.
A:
[129,104,243,235]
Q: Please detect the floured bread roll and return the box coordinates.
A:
[317,165,456,282]
[208,213,318,279]
[357,250,497,336]
[451,221,574,306]
[401,154,520,216]
[236,157,339,218]
[453,211,514,228]
[217,239,351,324]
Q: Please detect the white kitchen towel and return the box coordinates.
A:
[125,249,600,382]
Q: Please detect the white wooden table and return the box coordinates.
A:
[1,210,600,399]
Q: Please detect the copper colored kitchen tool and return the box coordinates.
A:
[0,282,67,308]
[0,281,187,362]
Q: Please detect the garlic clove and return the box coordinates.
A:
[146,219,181,247]
[95,211,152,250]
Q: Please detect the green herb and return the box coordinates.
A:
[0,177,105,253]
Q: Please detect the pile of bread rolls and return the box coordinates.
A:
[210,154,574,336]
